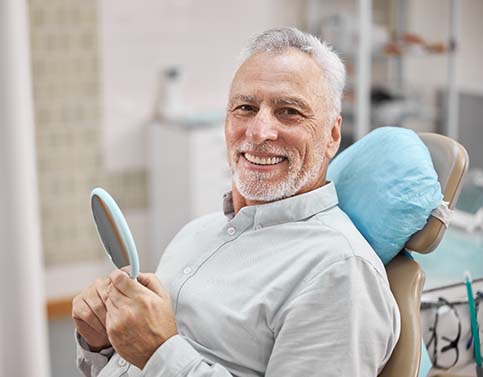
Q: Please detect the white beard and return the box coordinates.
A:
[231,141,325,202]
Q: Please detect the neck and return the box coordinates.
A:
[231,184,249,215]
[231,173,328,215]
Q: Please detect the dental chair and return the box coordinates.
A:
[378,133,469,377]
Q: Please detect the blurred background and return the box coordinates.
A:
[1,0,482,376]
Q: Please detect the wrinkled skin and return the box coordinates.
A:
[72,278,111,352]
[72,271,177,370]
[225,48,342,213]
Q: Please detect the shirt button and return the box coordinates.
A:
[183,266,192,274]
[118,358,127,367]
[227,226,236,235]
[255,224,263,230]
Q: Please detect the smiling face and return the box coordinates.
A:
[225,48,342,209]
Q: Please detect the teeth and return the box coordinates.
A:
[244,153,284,165]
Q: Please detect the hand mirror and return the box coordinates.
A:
[90,188,139,278]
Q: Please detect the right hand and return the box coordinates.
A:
[72,277,111,352]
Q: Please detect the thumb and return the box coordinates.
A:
[136,273,163,295]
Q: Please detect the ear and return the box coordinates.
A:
[325,115,342,160]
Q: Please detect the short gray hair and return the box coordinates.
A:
[240,27,346,124]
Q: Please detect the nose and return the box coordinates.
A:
[245,108,278,144]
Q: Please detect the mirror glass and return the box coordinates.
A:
[90,188,139,278]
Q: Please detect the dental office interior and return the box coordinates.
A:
[1,0,482,376]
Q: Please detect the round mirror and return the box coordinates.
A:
[90,188,139,278]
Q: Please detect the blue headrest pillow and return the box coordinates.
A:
[327,127,443,264]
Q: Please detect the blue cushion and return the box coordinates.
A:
[327,127,443,264]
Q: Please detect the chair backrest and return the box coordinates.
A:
[406,133,469,254]
[378,133,469,377]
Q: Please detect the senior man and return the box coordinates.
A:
[73,27,400,377]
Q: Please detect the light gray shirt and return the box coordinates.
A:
[77,182,400,377]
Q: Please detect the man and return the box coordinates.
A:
[73,27,400,376]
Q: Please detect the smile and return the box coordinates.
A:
[242,153,286,166]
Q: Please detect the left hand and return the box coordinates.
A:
[104,270,178,369]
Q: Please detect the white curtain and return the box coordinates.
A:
[0,0,50,376]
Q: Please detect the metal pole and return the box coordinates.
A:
[447,0,459,140]
[394,0,407,93]
[355,0,372,140]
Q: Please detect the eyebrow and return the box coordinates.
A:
[229,94,259,104]
[229,94,311,111]
[271,97,311,111]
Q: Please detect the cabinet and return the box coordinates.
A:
[305,0,460,144]
[147,123,231,266]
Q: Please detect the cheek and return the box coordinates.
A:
[225,118,243,163]
[298,134,326,168]
[287,133,311,164]
[225,118,246,148]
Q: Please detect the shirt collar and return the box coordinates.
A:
[222,182,339,228]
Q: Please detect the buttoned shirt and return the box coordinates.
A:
[77,182,400,377]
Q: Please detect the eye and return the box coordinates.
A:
[232,104,257,115]
[282,108,300,115]
[235,105,256,112]
[277,107,304,118]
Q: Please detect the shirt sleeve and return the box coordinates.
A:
[142,335,234,377]
[75,331,115,377]
[76,334,236,377]
[265,256,400,377]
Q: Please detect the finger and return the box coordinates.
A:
[104,295,123,337]
[73,296,107,335]
[73,317,107,342]
[97,281,110,305]
[107,284,130,308]
[94,286,108,326]
[105,292,119,311]
[83,296,107,331]
[136,273,164,295]
[86,280,109,324]
[109,269,143,298]
[120,265,132,274]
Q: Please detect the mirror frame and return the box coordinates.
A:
[91,187,140,278]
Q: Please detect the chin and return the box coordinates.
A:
[234,174,300,202]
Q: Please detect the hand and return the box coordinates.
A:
[105,270,178,370]
[72,278,111,352]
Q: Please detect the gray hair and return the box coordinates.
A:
[240,27,346,124]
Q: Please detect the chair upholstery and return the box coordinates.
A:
[379,253,425,377]
[378,133,469,377]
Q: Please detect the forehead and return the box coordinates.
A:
[230,49,326,103]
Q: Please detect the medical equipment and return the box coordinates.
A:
[420,278,483,374]
[464,271,483,376]
[90,188,140,278]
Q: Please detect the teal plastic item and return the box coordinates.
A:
[327,127,443,264]
[91,188,140,278]
[464,271,482,368]
[419,339,432,377]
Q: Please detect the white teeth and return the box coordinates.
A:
[244,153,284,165]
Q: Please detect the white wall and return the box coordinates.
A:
[99,0,305,171]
